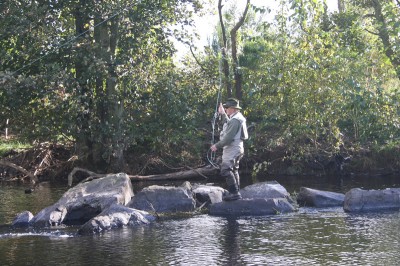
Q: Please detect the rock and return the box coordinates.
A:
[128,183,196,213]
[209,198,295,216]
[297,187,345,207]
[12,211,34,227]
[78,204,156,234]
[240,181,292,202]
[208,181,297,216]
[192,184,226,207]
[30,173,134,227]
[344,188,400,212]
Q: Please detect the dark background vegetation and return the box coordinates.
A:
[0,0,399,183]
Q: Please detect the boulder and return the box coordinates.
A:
[78,204,156,234]
[209,198,295,216]
[208,181,296,216]
[344,188,400,212]
[240,181,291,200]
[297,187,345,207]
[12,211,34,227]
[128,183,196,213]
[192,184,226,207]
[30,173,134,227]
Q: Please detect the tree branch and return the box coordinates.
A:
[189,45,208,73]
[0,159,38,184]
[68,167,105,186]
[364,28,379,35]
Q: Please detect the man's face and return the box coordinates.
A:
[225,107,236,116]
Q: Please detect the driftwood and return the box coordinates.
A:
[67,166,219,186]
[68,167,106,186]
[129,166,219,181]
[0,159,38,184]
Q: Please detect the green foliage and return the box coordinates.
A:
[0,0,206,170]
[237,0,400,175]
[0,139,31,157]
[124,59,216,159]
[0,0,399,174]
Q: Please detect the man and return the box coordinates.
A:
[211,98,248,201]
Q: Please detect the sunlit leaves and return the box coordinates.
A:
[238,0,399,160]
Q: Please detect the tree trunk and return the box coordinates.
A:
[230,0,250,101]
[93,15,109,171]
[73,4,124,172]
[74,1,94,166]
[107,17,125,172]
[218,0,232,98]
[91,13,124,172]
[338,0,345,12]
[218,0,250,100]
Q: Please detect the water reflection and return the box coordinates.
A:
[1,175,400,265]
[160,216,226,265]
[1,207,400,265]
[0,183,68,225]
[222,218,242,265]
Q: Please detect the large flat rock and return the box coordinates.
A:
[30,173,134,227]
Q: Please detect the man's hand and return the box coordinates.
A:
[210,144,217,152]
[218,103,226,115]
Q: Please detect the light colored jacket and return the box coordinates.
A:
[216,111,248,149]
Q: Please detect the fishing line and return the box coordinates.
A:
[207,49,224,168]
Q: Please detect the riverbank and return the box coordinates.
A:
[0,138,399,184]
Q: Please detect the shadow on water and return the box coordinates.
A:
[222,218,242,265]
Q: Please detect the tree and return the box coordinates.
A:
[367,0,400,79]
[240,0,399,160]
[71,0,204,172]
[0,0,203,172]
[218,0,251,100]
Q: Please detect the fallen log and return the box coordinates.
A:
[128,166,219,181]
[68,167,106,186]
[67,166,219,186]
[0,159,38,184]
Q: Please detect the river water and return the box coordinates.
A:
[1,174,400,266]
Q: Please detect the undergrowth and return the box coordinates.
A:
[0,138,32,157]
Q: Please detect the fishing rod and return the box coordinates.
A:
[207,49,224,168]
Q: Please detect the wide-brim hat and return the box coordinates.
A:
[223,98,242,109]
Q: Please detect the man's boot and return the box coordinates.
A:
[223,172,241,201]
[233,171,240,190]
[223,188,241,201]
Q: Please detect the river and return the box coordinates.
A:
[1,174,400,265]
